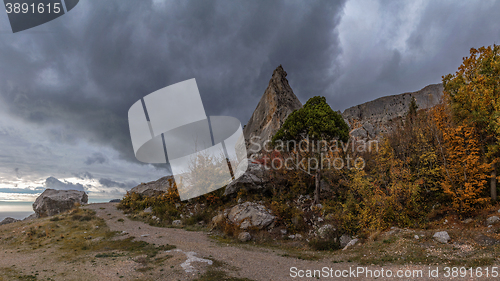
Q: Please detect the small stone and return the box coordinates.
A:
[294,234,303,240]
[280,229,287,235]
[342,238,359,250]
[486,216,500,225]
[340,234,352,248]
[288,235,295,239]
[172,220,182,226]
[238,232,251,242]
[433,231,450,244]
[462,218,473,224]
[318,217,324,222]
[414,235,419,240]
[141,234,150,237]
[143,207,152,213]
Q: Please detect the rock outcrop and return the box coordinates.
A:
[0,217,19,226]
[243,65,302,154]
[130,176,176,197]
[224,160,268,196]
[342,83,444,138]
[227,202,275,230]
[33,189,88,217]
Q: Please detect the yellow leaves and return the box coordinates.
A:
[438,120,490,216]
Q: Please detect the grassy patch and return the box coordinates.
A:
[0,268,37,281]
[193,259,253,281]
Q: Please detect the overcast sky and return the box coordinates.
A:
[0,0,499,201]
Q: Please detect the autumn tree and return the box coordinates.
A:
[272,96,349,204]
[443,45,500,200]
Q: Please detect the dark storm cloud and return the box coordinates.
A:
[0,0,346,165]
[84,152,108,165]
[74,171,94,180]
[329,0,500,111]
[98,178,137,189]
[45,176,85,191]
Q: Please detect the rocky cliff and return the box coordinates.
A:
[342,83,444,138]
[243,65,303,153]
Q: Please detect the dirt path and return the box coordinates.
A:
[86,203,337,281]
[1,203,497,281]
[85,203,499,281]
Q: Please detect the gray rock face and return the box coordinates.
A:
[342,83,444,138]
[0,217,19,226]
[227,202,275,230]
[33,189,88,217]
[22,213,38,221]
[238,232,252,242]
[243,65,303,154]
[224,160,268,196]
[486,216,500,225]
[433,231,450,244]
[130,176,175,197]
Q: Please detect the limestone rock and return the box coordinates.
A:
[33,189,88,217]
[0,217,19,226]
[238,232,252,242]
[243,65,302,154]
[224,160,268,196]
[342,238,359,250]
[317,224,335,239]
[22,214,38,221]
[343,84,444,138]
[227,202,275,230]
[130,176,175,197]
[339,234,352,248]
[433,231,450,244]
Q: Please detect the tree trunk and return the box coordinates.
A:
[314,168,321,205]
[491,164,497,201]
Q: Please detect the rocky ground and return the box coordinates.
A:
[0,203,499,280]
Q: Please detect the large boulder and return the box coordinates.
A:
[227,202,275,230]
[130,176,175,197]
[33,189,88,217]
[224,160,268,196]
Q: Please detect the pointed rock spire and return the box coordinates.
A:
[243,65,302,153]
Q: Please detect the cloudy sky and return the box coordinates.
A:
[0,0,499,201]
